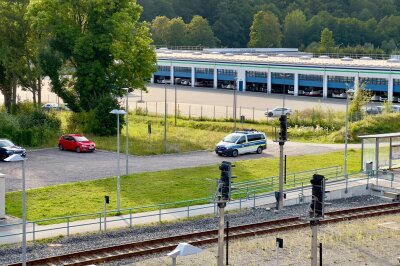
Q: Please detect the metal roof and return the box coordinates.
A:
[358,132,400,139]
[156,50,400,71]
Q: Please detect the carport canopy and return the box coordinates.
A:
[359,132,400,172]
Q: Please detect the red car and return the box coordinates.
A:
[58,134,96,153]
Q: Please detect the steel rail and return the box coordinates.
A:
[8,202,399,266]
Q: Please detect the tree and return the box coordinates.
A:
[320,28,335,53]
[165,17,188,46]
[248,11,281,48]
[0,0,44,112]
[283,10,307,48]
[27,0,156,135]
[349,82,372,115]
[151,16,171,45]
[187,16,219,47]
[376,15,400,44]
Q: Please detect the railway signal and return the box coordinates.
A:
[309,174,326,266]
[217,161,236,266]
[276,114,288,211]
[218,161,236,202]
[279,115,288,141]
[309,174,326,218]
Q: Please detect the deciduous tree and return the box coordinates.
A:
[248,11,281,48]
[187,16,219,47]
[283,10,307,48]
[27,0,156,135]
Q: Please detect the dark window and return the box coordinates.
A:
[237,136,246,144]
[174,67,191,73]
[157,65,170,72]
[247,135,255,141]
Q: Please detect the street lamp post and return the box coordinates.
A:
[5,154,26,266]
[164,77,167,152]
[122,88,130,176]
[110,109,127,212]
[233,78,238,131]
[344,88,355,193]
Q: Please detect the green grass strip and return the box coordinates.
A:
[6,149,361,223]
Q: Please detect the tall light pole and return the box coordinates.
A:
[233,78,238,131]
[122,88,131,176]
[344,88,355,193]
[110,109,127,212]
[5,154,26,266]
[164,77,168,152]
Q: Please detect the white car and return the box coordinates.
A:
[215,130,267,157]
[265,107,292,117]
[180,79,190,85]
[42,103,60,111]
[159,79,171,84]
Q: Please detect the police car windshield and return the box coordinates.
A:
[223,134,240,143]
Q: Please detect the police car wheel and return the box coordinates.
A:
[256,146,263,154]
[232,150,238,157]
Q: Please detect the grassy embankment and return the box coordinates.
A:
[64,108,400,155]
[6,149,361,223]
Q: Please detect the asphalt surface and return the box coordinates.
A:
[0,142,360,192]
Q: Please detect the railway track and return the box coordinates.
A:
[8,202,400,266]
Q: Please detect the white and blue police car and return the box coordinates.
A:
[215,130,267,157]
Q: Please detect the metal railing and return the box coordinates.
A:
[0,169,395,243]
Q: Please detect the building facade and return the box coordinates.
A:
[153,50,400,102]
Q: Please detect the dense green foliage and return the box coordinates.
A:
[150,15,219,47]
[0,102,61,147]
[26,0,157,135]
[248,11,281,48]
[1,0,156,135]
[142,0,400,53]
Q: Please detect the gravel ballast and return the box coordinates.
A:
[0,195,392,265]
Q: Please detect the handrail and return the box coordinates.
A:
[0,169,395,243]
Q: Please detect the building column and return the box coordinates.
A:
[191,67,195,87]
[267,70,272,94]
[237,69,246,91]
[388,75,394,102]
[294,73,299,96]
[354,74,359,95]
[170,66,174,85]
[213,67,218,89]
[323,73,328,99]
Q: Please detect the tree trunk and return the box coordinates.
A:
[11,75,17,113]
[37,77,42,105]
[3,90,12,113]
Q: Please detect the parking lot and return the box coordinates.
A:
[1,142,359,192]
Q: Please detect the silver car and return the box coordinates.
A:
[265,107,292,117]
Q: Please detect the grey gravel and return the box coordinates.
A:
[0,195,390,265]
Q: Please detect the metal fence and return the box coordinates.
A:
[131,100,272,122]
[1,167,394,243]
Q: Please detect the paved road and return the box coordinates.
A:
[1,142,360,192]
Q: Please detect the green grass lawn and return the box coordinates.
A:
[85,113,335,155]
[6,149,361,223]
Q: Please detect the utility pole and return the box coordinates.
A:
[217,201,225,266]
[233,85,237,131]
[309,174,326,266]
[164,78,167,153]
[125,91,129,176]
[311,220,318,266]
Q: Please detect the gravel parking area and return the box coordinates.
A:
[1,142,358,192]
[0,195,390,265]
